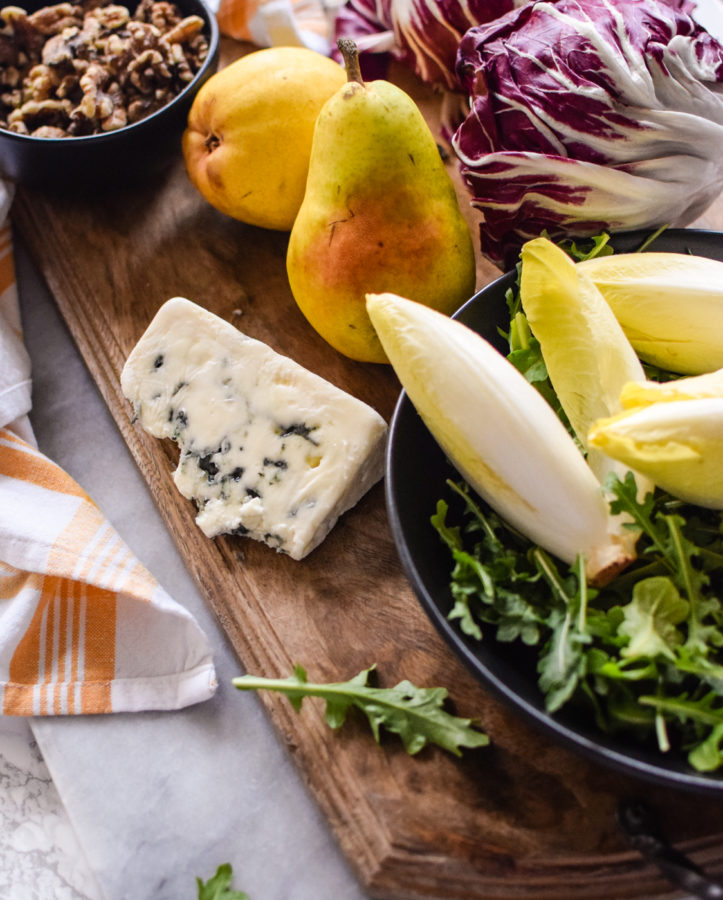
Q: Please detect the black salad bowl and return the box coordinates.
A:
[0,0,219,190]
[386,227,723,795]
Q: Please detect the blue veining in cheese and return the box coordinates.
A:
[120,297,388,559]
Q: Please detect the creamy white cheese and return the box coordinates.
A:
[120,297,388,559]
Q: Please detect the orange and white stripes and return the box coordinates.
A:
[216,0,332,51]
[0,426,217,716]
[0,73,222,721]
[1,570,116,715]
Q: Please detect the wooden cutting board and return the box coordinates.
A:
[13,38,723,900]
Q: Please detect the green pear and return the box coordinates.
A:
[286,40,476,364]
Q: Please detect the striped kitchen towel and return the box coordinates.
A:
[215,0,336,55]
[0,187,217,716]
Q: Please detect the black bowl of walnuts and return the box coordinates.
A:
[0,0,219,188]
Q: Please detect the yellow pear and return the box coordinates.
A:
[182,47,346,231]
[286,40,476,363]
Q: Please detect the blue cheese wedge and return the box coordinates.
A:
[120,297,388,559]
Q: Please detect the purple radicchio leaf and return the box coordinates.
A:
[333,0,519,89]
[451,0,723,269]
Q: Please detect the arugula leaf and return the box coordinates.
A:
[631,224,669,254]
[197,863,249,900]
[618,577,689,661]
[431,229,723,773]
[689,723,723,772]
[233,664,489,757]
[434,470,723,770]
[432,486,551,647]
[640,692,723,771]
[534,552,591,712]
[556,231,614,262]
[608,475,723,661]
[605,471,659,544]
[432,499,485,640]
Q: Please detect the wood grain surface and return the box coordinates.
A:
[13,38,723,900]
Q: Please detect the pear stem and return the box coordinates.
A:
[337,38,363,86]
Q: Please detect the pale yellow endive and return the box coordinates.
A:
[578,252,723,375]
[620,368,723,408]
[588,397,723,509]
[366,291,637,585]
[520,237,649,491]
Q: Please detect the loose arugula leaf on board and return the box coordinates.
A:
[197,863,249,900]
[233,664,489,757]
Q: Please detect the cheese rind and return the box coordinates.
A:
[120,297,388,559]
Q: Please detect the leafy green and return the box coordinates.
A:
[556,231,615,262]
[608,473,723,661]
[534,552,591,712]
[197,864,249,900]
[630,224,669,254]
[435,470,723,771]
[233,664,488,757]
[618,577,688,661]
[432,231,723,774]
[689,722,723,771]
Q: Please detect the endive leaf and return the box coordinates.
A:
[366,291,636,584]
[519,237,648,488]
[578,253,723,375]
[620,368,723,408]
[589,398,723,508]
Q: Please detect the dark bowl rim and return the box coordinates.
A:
[385,226,723,796]
[0,0,220,146]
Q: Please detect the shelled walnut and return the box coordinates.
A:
[0,0,208,136]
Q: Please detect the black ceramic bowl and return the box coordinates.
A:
[0,0,219,189]
[386,227,723,794]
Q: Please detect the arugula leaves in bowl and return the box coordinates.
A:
[386,227,723,791]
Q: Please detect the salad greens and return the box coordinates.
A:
[233,664,489,757]
[433,231,723,773]
[197,863,249,900]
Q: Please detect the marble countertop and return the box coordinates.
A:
[3,236,369,900]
